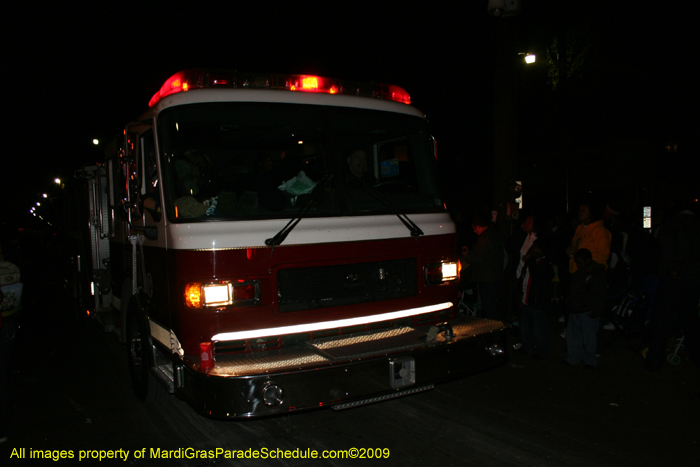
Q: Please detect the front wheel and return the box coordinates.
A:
[125,296,168,402]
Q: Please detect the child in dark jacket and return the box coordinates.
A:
[565,248,607,367]
[518,238,554,359]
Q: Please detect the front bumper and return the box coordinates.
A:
[178,316,508,419]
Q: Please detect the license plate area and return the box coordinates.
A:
[389,356,416,389]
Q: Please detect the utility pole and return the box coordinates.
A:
[489,0,521,235]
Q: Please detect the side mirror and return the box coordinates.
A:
[143,226,159,241]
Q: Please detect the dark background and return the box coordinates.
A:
[3,1,698,231]
[1,5,698,464]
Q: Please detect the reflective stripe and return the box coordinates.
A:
[211,302,453,342]
[149,319,171,350]
[149,319,184,357]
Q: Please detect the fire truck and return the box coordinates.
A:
[77,69,508,418]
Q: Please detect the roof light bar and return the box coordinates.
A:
[211,302,452,342]
[376,84,411,105]
[288,75,339,94]
[148,69,411,107]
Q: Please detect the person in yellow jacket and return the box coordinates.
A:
[566,203,612,273]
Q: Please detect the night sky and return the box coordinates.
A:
[3,2,697,229]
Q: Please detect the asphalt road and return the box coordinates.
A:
[1,262,698,466]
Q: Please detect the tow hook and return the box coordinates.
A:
[438,322,454,341]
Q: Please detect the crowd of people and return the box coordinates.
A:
[457,196,700,371]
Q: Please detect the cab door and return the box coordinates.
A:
[129,128,168,318]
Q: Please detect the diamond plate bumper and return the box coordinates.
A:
[178,316,508,419]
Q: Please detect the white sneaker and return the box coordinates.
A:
[603,323,616,331]
[558,315,565,323]
[560,329,566,338]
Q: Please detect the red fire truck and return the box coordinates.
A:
[77,69,508,418]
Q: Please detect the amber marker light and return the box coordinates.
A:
[185,283,202,308]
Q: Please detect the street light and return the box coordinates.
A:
[519,52,536,64]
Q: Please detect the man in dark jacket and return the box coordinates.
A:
[565,248,607,368]
[645,204,700,371]
[462,216,505,321]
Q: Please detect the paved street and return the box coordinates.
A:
[1,255,698,466]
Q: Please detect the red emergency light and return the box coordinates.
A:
[376,84,411,105]
[149,70,197,107]
[148,69,410,107]
[288,75,339,94]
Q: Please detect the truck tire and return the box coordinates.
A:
[125,296,168,402]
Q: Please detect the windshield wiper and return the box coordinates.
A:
[348,177,424,237]
[265,175,333,247]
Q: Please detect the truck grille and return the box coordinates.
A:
[277,258,416,312]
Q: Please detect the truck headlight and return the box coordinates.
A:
[424,261,459,285]
[203,283,233,306]
[185,280,260,309]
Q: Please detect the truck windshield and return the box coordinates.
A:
[157,103,443,221]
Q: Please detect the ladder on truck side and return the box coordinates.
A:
[83,164,114,332]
